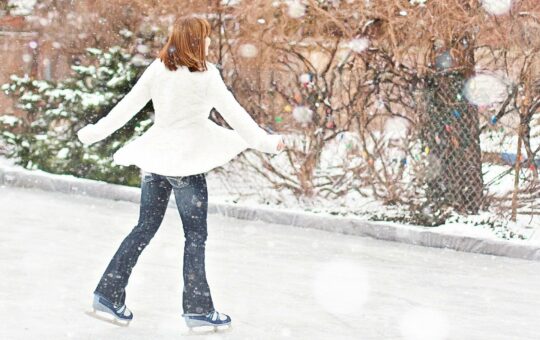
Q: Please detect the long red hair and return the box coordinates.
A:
[158,15,211,72]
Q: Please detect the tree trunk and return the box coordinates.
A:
[421,43,484,215]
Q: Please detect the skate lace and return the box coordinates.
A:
[208,310,226,322]
[117,304,131,317]
[209,311,218,321]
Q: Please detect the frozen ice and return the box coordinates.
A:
[0,185,539,339]
[280,327,292,336]
[399,306,450,340]
[311,260,369,315]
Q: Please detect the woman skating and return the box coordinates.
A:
[76,15,285,330]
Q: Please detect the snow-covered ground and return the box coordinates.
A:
[0,153,538,246]
[1,185,539,340]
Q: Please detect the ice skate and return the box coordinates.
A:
[182,310,232,333]
[85,293,133,327]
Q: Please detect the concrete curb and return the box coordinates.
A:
[1,164,539,262]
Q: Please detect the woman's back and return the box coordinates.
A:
[150,59,214,128]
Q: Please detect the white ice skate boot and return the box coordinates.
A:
[182,310,232,332]
[85,293,133,327]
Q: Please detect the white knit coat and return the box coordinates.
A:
[76,58,283,176]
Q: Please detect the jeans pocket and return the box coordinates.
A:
[142,173,154,183]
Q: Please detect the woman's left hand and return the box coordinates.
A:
[76,124,99,145]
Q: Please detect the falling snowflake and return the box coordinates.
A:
[238,43,258,58]
[292,105,313,124]
[287,0,306,19]
[435,51,453,70]
[136,45,150,54]
[463,73,510,106]
[298,73,311,84]
[481,0,512,16]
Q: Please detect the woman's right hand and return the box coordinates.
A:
[276,136,286,152]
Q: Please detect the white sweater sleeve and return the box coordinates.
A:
[207,63,283,154]
[76,59,157,145]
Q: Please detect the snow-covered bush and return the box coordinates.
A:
[0,46,154,186]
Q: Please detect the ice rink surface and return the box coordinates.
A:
[1,185,539,340]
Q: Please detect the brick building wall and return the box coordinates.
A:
[0,14,70,117]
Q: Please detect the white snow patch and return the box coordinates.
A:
[348,38,370,53]
[286,0,306,18]
[464,73,510,106]
[7,0,36,16]
[481,0,512,16]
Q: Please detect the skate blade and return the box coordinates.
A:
[182,323,233,336]
[85,309,131,327]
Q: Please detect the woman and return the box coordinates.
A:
[77,15,285,330]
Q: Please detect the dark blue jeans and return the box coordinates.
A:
[94,171,215,315]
